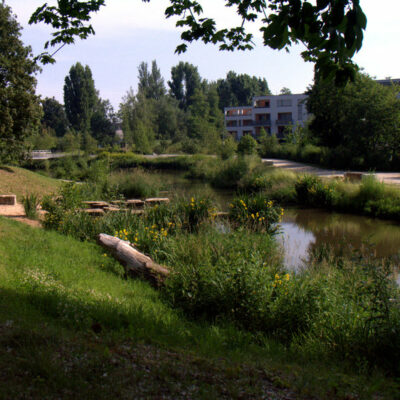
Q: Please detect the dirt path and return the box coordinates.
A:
[0,203,42,228]
[263,158,400,185]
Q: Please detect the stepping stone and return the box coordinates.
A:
[103,206,121,213]
[145,198,170,206]
[81,208,105,216]
[126,199,145,208]
[82,201,109,208]
[0,195,16,205]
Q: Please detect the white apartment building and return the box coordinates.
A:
[224,93,310,140]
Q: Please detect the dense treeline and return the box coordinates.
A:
[260,72,400,171]
[30,59,270,155]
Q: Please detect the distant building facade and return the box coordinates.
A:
[224,93,310,140]
[375,78,400,87]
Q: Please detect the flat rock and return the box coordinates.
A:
[145,198,170,206]
[82,201,109,208]
[103,206,121,213]
[126,199,145,208]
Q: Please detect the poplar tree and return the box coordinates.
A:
[63,62,97,133]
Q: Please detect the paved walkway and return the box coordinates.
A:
[262,158,400,185]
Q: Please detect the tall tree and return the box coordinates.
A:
[217,72,270,108]
[41,97,69,137]
[0,3,42,163]
[307,72,400,168]
[168,62,202,110]
[119,89,155,153]
[30,1,367,84]
[63,62,97,133]
[138,60,166,100]
[90,98,117,146]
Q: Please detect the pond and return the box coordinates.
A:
[279,208,400,270]
[138,169,400,268]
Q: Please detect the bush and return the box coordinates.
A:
[229,193,283,235]
[218,135,237,160]
[299,144,324,164]
[237,135,258,156]
[211,155,261,189]
[295,175,335,208]
[22,193,40,219]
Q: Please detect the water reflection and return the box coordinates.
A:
[280,209,400,269]
[137,170,400,269]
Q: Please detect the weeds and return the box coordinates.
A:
[22,193,40,219]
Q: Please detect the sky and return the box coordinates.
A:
[6,0,400,109]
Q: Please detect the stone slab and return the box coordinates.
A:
[82,201,109,208]
[0,195,16,205]
[126,199,145,208]
[145,198,170,206]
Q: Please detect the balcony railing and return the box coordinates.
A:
[253,120,271,126]
[276,119,293,125]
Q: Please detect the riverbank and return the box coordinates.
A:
[263,158,400,185]
[1,166,400,398]
[1,214,399,399]
[24,153,400,221]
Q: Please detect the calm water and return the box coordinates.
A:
[148,170,400,268]
[279,209,400,270]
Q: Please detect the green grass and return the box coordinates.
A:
[1,217,399,399]
[0,166,61,200]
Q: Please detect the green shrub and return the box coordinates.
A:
[299,144,324,164]
[211,155,261,189]
[22,193,40,219]
[295,175,335,208]
[357,174,386,205]
[218,135,237,160]
[237,135,258,156]
[298,258,400,370]
[229,193,283,235]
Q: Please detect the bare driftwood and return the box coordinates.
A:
[97,233,169,287]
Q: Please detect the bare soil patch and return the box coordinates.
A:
[0,203,42,228]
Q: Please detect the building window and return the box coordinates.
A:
[297,103,303,120]
[277,112,292,122]
[277,99,292,107]
[255,99,270,108]
[255,113,270,122]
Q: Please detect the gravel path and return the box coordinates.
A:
[263,158,400,185]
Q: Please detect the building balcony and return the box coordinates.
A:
[276,119,293,125]
[253,120,271,126]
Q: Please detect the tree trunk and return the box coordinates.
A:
[97,233,169,287]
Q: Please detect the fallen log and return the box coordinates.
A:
[97,233,169,287]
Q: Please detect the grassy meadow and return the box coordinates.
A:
[1,215,400,399]
[2,158,400,398]
[0,165,61,200]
